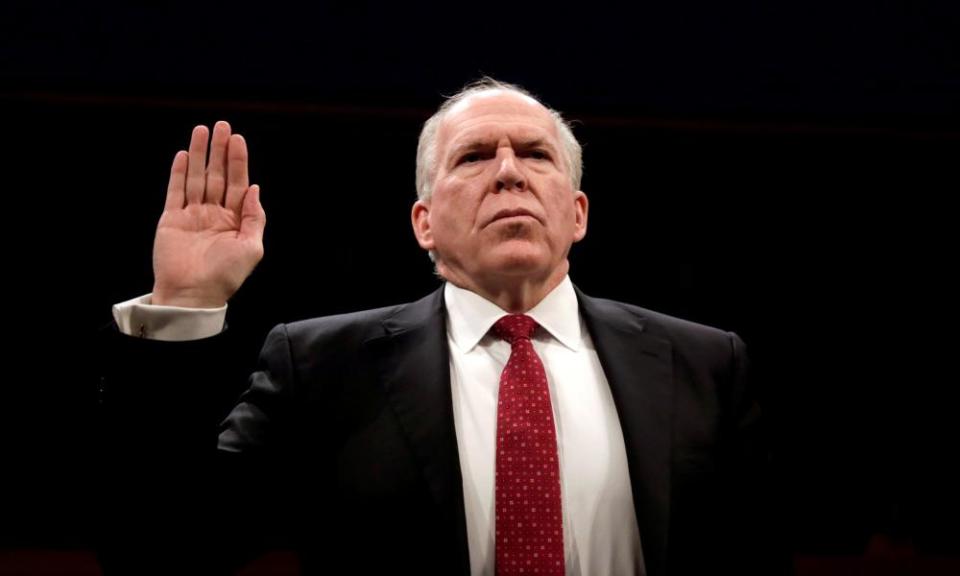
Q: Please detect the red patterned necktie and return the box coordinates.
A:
[492,314,565,576]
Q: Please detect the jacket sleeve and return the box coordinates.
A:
[714,331,793,576]
[94,320,297,575]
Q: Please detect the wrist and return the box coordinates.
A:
[151,286,226,309]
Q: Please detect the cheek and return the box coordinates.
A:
[433,201,475,239]
[548,198,577,224]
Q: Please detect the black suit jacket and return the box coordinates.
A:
[96,284,786,575]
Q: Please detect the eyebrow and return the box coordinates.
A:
[448,138,557,160]
[517,138,551,151]
[449,141,490,157]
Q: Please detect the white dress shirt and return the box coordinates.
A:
[444,277,643,575]
[112,276,644,575]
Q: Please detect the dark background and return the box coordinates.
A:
[1,0,957,568]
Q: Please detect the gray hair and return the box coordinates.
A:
[415,78,583,203]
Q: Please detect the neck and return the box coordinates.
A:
[439,261,569,313]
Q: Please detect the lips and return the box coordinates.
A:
[488,208,540,225]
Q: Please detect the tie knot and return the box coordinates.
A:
[492,314,538,344]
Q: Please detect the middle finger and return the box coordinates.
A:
[205,121,232,206]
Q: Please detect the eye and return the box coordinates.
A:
[527,149,551,160]
[459,152,482,164]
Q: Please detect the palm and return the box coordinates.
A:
[152,122,265,308]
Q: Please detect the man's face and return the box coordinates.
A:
[412,91,588,290]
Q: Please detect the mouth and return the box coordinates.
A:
[488,208,540,226]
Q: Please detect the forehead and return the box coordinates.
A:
[436,91,559,154]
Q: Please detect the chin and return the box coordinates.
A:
[483,246,550,276]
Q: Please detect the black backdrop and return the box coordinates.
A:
[2,0,957,562]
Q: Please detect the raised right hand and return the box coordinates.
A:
[151,121,266,308]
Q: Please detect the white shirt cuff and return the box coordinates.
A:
[111,293,228,341]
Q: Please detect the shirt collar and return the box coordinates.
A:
[444,275,582,353]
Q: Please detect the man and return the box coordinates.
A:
[98,79,784,575]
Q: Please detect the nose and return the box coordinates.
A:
[495,150,526,193]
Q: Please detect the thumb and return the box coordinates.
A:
[240,184,266,243]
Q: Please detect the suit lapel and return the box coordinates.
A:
[359,285,674,576]
[362,286,471,575]
[576,286,674,576]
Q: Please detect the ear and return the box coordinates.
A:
[572,190,589,243]
[411,200,435,251]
